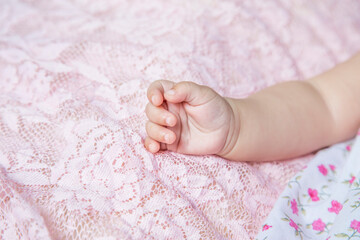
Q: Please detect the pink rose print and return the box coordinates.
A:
[291,199,299,215]
[262,224,272,231]
[312,218,326,232]
[289,219,299,231]
[346,145,352,151]
[329,164,336,171]
[308,188,320,201]
[351,220,360,232]
[350,176,356,184]
[328,200,343,214]
[318,164,328,176]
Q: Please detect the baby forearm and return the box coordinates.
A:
[220,81,339,162]
[220,53,360,162]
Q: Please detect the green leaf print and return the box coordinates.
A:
[334,233,349,238]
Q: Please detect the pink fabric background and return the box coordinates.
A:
[0,0,359,239]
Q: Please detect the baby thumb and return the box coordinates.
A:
[164,81,215,105]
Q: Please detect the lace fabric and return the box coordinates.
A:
[0,0,360,239]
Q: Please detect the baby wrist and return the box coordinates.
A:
[216,97,242,160]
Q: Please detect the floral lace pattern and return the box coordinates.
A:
[0,0,360,239]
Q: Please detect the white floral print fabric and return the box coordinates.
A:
[257,130,360,240]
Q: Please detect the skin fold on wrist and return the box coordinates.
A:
[216,97,242,160]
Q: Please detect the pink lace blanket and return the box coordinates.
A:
[1,0,359,239]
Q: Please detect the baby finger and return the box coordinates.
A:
[145,103,177,127]
[145,121,176,145]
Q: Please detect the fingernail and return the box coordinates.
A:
[164,134,170,142]
[166,90,175,96]
[166,117,173,126]
[151,95,158,104]
[149,143,157,152]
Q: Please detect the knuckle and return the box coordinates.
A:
[155,79,164,83]
[200,84,216,97]
[144,137,150,145]
[182,81,193,87]
[147,84,154,94]
[152,79,162,86]
[145,103,152,115]
[145,121,152,132]
[146,90,153,101]
[182,81,193,85]
[203,86,215,95]
[178,81,193,92]
[148,80,160,93]
[145,111,150,120]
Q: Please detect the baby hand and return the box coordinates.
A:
[145,80,234,156]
